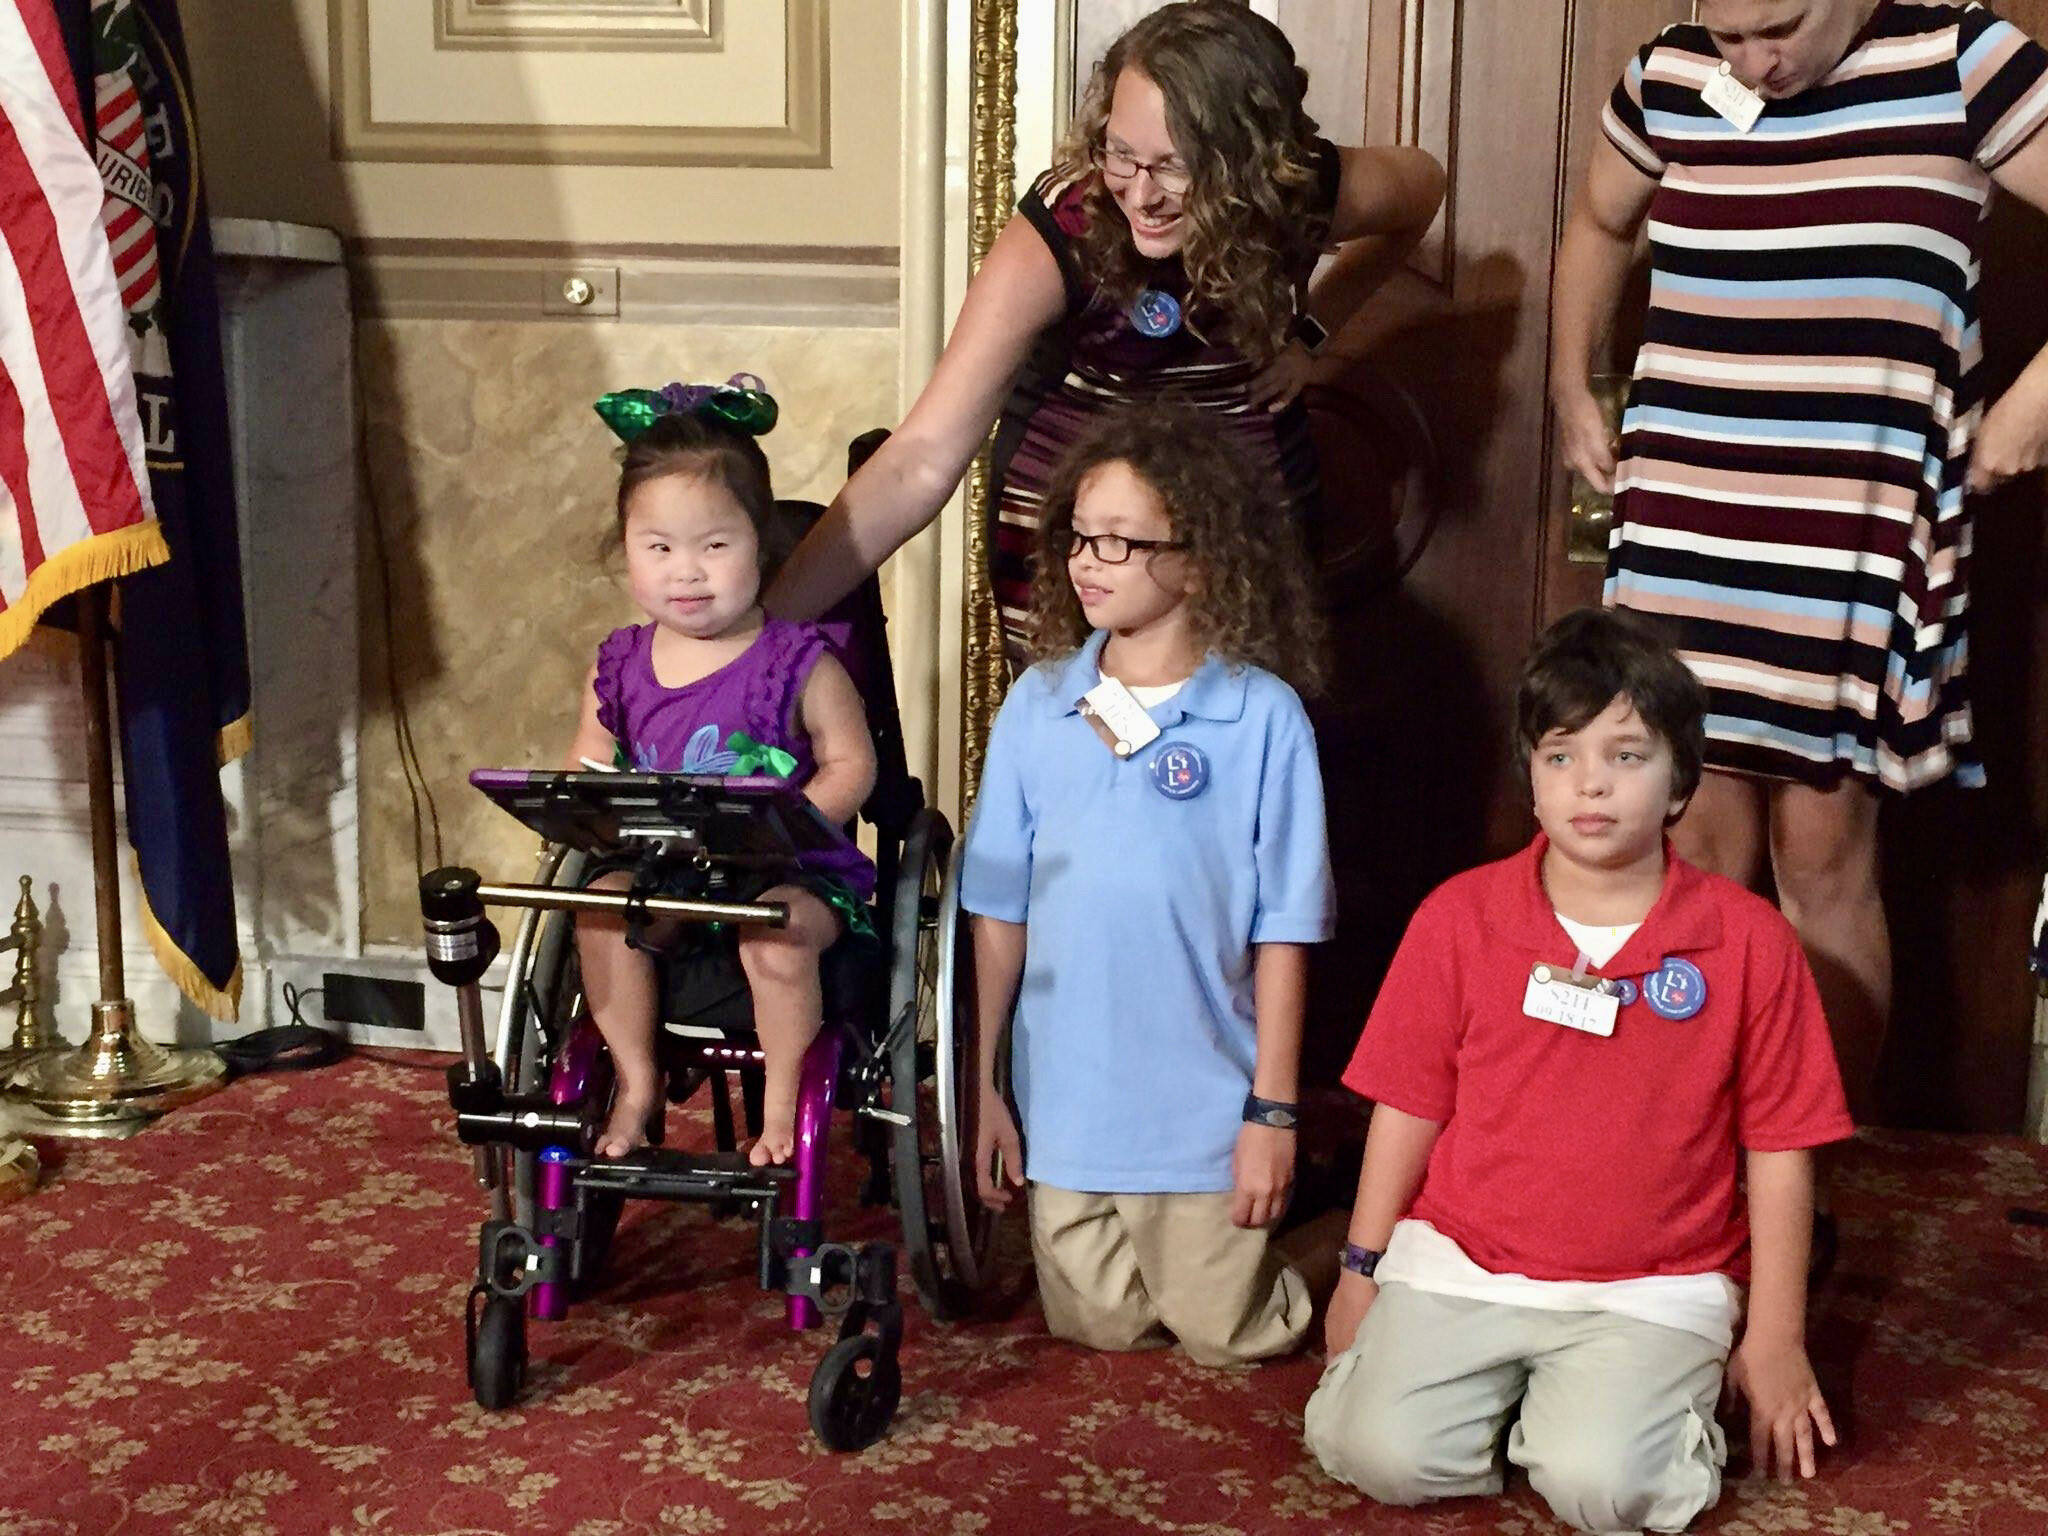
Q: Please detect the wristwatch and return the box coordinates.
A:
[1291,313,1331,356]
[1241,1092,1301,1130]
[1339,1242,1382,1279]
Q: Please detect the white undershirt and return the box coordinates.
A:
[1375,1220,1744,1349]
[1108,673,1188,709]
[1556,915,1641,969]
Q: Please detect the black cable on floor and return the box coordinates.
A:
[214,983,349,1079]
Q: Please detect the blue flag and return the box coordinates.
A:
[67,0,250,1018]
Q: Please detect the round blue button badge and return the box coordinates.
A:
[1610,977,1640,1008]
[1642,957,1707,1020]
[1130,288,1183,339]
[1150,743,1209,800]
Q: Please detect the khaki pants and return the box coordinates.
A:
[1304,1283,1727,1535]
[1027,1183,1312,1366]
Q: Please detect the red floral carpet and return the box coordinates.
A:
[5,1056,2048,1535]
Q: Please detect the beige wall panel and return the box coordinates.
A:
[361,0,783,129]
[355,319,899,944]
[181,0,900,247]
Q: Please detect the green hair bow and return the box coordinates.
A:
[593,373,779,443]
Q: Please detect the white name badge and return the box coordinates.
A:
[1081,675,1162,757]
[1524,964,1620,1038]
[1702,62,1765,132]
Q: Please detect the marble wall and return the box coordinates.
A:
[356,321,899,944]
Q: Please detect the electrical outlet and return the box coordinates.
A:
[322,972,427,1032]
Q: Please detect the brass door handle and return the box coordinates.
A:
[1566,374,1629,565]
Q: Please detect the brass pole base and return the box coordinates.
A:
[0,1043,60,1079]
[0,1138,38,1203]
[4,999,226,1129]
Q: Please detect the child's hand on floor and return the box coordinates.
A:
[1324,1271,1378,1357]
[975,1087,1026,1209]
[1231,1123,1296,1228]
[1727,1336,1837,1479]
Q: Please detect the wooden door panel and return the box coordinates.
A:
[1304,0,1572,1080]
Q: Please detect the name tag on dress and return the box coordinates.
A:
[1078,676,1161,758]
[1702,62,1764,131]
[1524,963,1620,1037]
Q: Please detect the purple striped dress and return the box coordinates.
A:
[1601,1,2048,791]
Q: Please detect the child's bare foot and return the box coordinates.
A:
[746,1091,799,1166]
[595,1081,659,1159]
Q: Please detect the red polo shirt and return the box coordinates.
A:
[1345,837,1854,1282]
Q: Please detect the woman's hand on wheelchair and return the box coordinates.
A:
[975,1087,1026,1209]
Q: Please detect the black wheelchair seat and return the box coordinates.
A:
[658,927,879,1042]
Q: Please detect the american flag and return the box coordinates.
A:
[0,0,166,661]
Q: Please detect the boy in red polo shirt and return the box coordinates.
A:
[1304,608,1853,1535]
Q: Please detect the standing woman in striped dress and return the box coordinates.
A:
[770,1,1444,651]
[1552,0,2048,1117]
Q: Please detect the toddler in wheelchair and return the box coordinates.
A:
[960,404,1335,1364]
[566,378,878,1165]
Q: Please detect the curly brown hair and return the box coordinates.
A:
[1051,0,1329,361]
[1028,406,1325,695]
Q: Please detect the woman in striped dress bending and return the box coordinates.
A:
[770,1,1443,652]
[1552,0,2048,1113]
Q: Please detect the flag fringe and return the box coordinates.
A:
[216,712,252,767]
[0,523,170,663]
[136,860,243,1023]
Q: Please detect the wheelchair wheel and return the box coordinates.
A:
[807,1331,901,1452]
[467,1290,527,1410]
[498,845,590,1235]
[887,810,1000,1319]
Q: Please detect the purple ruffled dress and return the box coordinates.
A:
[593,618,876,906]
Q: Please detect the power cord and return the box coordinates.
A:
[214,983,349,1079]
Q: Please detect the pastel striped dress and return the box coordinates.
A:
[990,152,1339,658]
[1601,1,2048,791]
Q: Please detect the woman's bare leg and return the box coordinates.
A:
[1769,778,1889,1122]
[738,888,841,1166]
[1668,768,1770,888]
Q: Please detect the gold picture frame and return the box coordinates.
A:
[957,0,1019,807]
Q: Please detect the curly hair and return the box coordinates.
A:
[1028,406,1325,695]
[1050,0,1329,361]
[607,407,794,583]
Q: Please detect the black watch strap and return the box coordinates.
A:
[1242,1092,1301,1129]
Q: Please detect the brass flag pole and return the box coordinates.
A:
[5,589,226,1129]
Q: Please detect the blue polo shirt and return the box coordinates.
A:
[959,631,1335,1193]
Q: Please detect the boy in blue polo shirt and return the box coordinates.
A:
[959,408,1334,1365]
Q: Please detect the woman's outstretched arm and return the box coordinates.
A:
[767,218,1068,620]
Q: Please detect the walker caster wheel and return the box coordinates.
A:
[467,1291,527,1410]
[807,1332,900,1452]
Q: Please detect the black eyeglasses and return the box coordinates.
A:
[1068,530,1188,564]
[1091,146,1193,197]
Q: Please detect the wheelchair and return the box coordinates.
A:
[418,451,999,1451]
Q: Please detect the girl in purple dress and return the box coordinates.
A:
[567,384,878,1165]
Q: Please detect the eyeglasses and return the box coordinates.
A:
[1068,530,1188,564]
[1092,145,1193,197]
